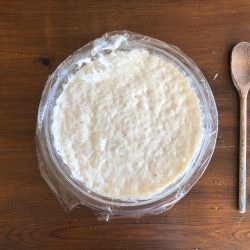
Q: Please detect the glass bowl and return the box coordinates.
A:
[36,31,218,220]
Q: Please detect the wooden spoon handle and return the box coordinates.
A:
[239,93,248,213]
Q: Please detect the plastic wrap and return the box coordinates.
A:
[36,31,218,220]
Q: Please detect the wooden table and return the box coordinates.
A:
[1,0,250,249]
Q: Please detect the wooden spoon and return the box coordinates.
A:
[231,42,250,213]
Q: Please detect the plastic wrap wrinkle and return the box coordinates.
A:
[36,30,218,220]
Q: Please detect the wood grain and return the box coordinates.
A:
[1,0,250,249]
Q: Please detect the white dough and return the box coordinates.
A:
[52,49,202,200]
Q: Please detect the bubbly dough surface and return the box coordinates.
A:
[52,49,202,200]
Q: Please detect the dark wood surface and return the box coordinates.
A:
[1,0,250,249]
